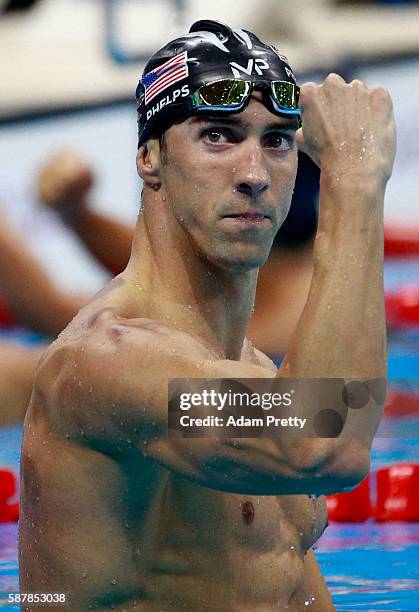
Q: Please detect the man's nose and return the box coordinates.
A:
[234,144,271,198]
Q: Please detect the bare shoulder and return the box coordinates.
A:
[34,308,208,414]
[33,305,277,449]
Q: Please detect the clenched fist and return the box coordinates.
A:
[296,74,396,186]
[37,149,94,216]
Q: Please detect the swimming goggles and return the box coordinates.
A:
[189,79,301,116]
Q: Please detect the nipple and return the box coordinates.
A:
[242,501,255,524]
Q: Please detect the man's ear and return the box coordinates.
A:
[136,139,162,190]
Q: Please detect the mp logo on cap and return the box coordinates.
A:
[230,58,270,78]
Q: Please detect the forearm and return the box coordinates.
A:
[274,177,386,480]
[67,205,134,276]
[280,176,386,379]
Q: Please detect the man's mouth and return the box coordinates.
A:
[223,213,269,224]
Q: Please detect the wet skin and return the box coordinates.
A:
[20,97,335,611]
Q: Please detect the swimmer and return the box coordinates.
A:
[20,20,396,611]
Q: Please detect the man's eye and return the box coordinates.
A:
[202,128,231,144]
[264,133,292,150]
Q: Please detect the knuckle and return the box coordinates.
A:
[325,73,344,84]
[349,79,366,88]
[300,81,317,94]
[372,85,390,98]
[299,83,317,106]
[371,86,393,109]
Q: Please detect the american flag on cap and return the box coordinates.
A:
[142,52,189,105]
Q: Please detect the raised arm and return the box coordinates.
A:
[271,74,395,479]
[281,74,394,381]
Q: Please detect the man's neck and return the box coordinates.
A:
[125,210,258,361]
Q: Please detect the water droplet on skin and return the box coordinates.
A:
[82,571,88,579]
[110,579,117,585]
[327,304,331,310]
[290,545,295,550]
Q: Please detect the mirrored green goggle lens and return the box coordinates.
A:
[192,80,300,111]
[193,80,250,107]
[272,81,299,109]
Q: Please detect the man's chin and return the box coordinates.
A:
[206,248,269,274]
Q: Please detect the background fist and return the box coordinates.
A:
[37,149,94,212]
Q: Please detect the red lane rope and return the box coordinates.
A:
[327,463,419,522]
[385,225,419,257]
[384,389,419,418]
[385,284,419,327]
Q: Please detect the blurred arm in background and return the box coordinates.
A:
[0,343,44,426]
[37,149,134,276]
[0,213,85,336]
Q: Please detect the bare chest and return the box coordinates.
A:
[157,475,328,557]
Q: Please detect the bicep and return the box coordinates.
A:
[65,320,364,495]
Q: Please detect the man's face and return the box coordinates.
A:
[159,94,298,272]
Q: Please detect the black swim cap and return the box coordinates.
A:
[136,19,298,148]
